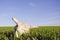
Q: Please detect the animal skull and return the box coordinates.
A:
[12,17,31,37]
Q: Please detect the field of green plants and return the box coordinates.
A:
[0,26,60,40]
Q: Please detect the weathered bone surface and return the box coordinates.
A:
[12,17,22,25]
[12,17,37,37]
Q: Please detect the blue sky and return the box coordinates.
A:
[0,0,60,26]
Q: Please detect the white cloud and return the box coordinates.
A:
[28,2,36,7]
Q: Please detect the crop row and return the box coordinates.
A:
[0,26,60,40]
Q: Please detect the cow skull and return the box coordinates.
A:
[12,17,31,37]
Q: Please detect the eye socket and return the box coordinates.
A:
[14,25,18,31]
[15,25,18,27]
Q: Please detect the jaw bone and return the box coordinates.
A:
[12,17,22,25]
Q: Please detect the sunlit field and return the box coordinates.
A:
[0,26,60,40]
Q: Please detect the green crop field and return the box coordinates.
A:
[0,26,13,32]
[0,26,60,40]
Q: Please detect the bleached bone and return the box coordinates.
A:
[12,17,22,25]
[12,17,37,37]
